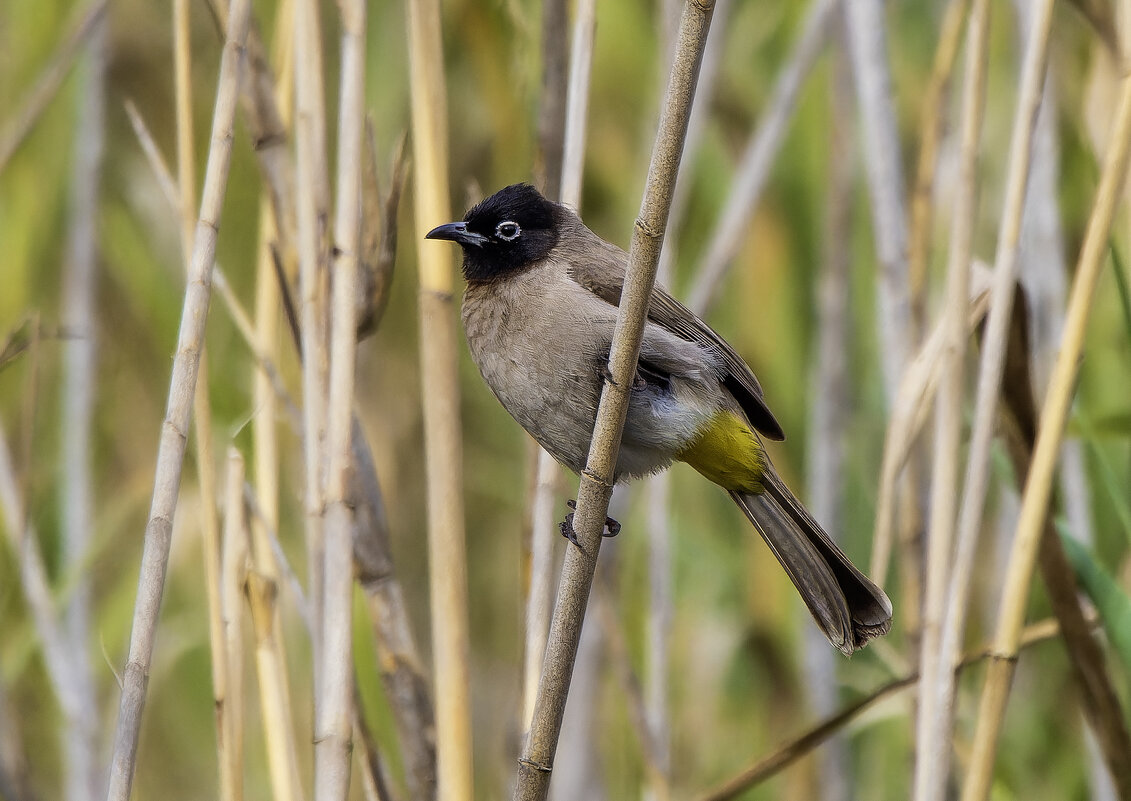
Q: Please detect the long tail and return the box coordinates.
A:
[731,473,892,655]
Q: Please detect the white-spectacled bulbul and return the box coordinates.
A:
[426,183,891,654]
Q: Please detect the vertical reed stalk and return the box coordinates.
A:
[513,3,714,798]
[105,0,251,795]
[961,57,1131,801]
[294,0,332,679]
[407,0,473,797]
[314,0,367,795]
[59,11,105,800]
[220,449,248,801]
[913,2,990,799]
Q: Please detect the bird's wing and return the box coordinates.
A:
[568,258,785,440]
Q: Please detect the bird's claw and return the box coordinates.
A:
[559,500,621,546]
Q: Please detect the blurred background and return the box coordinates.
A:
[2,0,1131,799]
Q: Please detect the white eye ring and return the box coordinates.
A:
[495,221,521,241]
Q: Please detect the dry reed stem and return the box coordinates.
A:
[247,6,304,799]
[58,12,105,800]
[960,57,1131,801]
[913,2,990,798]
[407,0,473,797]
[801,23,855,801]
[923,1,1058,796]
[522,0,597,734]
[0,421,94,792]
[0,0,107,175]
[686,0,835,313]
[695,616,1069,801]
[220,449,248,801]
[314,0,367,795]
[535,0,568,199]
[170,8,241,800]
[294,0,332,677]
[105,0,251,795]
[844,0,911,404]
[870,265,993,583]
[512,3,714,798]
[991,288,1131,796]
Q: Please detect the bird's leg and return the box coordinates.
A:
[559,499,621,546]
[598,360,617,387]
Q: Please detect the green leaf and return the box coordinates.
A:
[1059,531,1131,675]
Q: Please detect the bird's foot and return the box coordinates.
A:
[598,362,617,387]
[559,500,621,547]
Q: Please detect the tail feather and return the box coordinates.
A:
[731,474,892,655]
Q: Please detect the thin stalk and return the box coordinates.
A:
[961,56,1131,801]
[513,3,715,798]
[535,0,569,200]
[913,1,990,798]
[686,0,836,314]
[802,18,855,801]
[248,3,304,799]
[105,0,251,795]
[220,449,248,801]
[58,11,105,800]
[406,0,473,797]
[315,0,367,795]
[695,617,1069,801]
[0,0,107,174]
[844,0,911,404]
[925,1,1057,798]
[294,0,332,679]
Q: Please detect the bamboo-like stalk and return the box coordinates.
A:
[104,0,251,795]
[0,0,106,175]
[801,18,854,801]
[315,0,367,795]
[913,2,990,798]
[247,3,304,799]
[0,422,94,799]
[960,57,1131,801]
[220,449,248,801]
[843,0,911,404]
[406,0,473,797]
[695,616,1069,801]
[294,0,332,681]
[58,11,105,800]
[522,0,596,735]
[170,6,240,799]
[535,0,568,200]
[921,2,1058,797]
[686,0,835,314]
[513,3,715,798]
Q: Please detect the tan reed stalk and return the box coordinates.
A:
[992,287,1131,796]
[923,1,1059,797]
[294,0,332,677]
[314,0,367,795]
[843,0,912,404]
[104,0,251,795]
[247,5,304,800]
[535,0,568,199]
[913,2,990,799]
[170,6,238,798]
[686,0,835,314]
[0,422,93,798]
[220,449,249,801]
[406,0,473,797]
[960,56,1131,801]
[0,0,106,174]
[870,266,993,583]
[522,0,597,734]
[58,10,105,800]
[695,616,1069,801]
[801,21,855,801]
[512,3,715,798]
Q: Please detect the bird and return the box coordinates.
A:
[426,183,892,655]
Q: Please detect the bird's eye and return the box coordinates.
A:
[495,221,521,241]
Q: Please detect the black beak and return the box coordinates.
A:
[425,221,489,247]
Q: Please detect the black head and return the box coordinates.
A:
[425,183,561,283]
